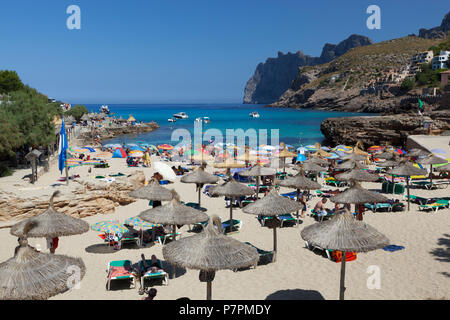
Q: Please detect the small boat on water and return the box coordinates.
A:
[100,105,110,114]
[203,117,210,124]
[173,112,188,119]
[249,111,260,118]
[168,118,177,122]
[195,117,202,122]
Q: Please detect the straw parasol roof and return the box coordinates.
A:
[387,162,427,177]
[180,166,219,185]
[299,161,326,173]
[191,152,214,162]
[334,169,379,182]
[417,155,448,165]
[277,148,297,158]
[330,181,388,204]
[277,172,321,190]
[209,177,255,198]
[301,210,389,253]
[129,178,174,201]
[340,153,367,161]
[213,160,246,169]
[236,153,260,162]
[180,166,219,207]
[243,188,302,216]
[309,156,329,166]
[406,148,429,157]
[311,149,332,158]
[81,114,90,121]
[376,160,399,168]
[139,190,208,226]
[0,222,86,300]
[162,215,258,299]
[128,114,136,122]
[238,165,276,177]
[436,163,450,172]
[335,159,366,171]
[301,209,389,300]
[10,191,89,238]
[163,216,258,271]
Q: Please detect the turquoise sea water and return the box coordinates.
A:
[85,103,372,148]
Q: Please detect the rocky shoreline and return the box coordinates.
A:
[78,121,160,145]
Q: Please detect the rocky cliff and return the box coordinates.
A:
[320,110,450,147]
[419,11,450,39]
[243,34,373,104]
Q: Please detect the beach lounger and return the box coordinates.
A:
[139,259,169,287]
[119,235,140,248]
[106,260,136,291]
[304,241,332,260]
[310,209,334,222]
[244,242,273,265]
[364,203,392,213]
[258,213,297,227]
[156,232,182,245]
[405,195,435,205]
[281,191,298,200]
[325,178,347,187]
[419,200,449,212]
[222,219,242,233]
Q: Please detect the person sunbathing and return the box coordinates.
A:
[313,198,331,217]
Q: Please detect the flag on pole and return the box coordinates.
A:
[58,118,68,174]
[418,98,424,116]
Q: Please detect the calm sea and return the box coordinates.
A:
[84,103,371,148]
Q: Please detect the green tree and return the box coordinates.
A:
[400,78,415,91]
[65,105,89,121]
[0,70,24,94]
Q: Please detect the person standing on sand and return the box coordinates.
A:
[300,192,307,219]
[143,151,151,167]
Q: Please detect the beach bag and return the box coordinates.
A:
[331,250,357,263]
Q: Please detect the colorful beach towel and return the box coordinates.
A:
[382,245,405,252]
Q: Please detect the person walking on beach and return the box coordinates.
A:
[300,191,307,219]
[143,150,151,167]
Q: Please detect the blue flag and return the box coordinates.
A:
[58,118,68,174]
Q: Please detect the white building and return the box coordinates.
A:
[432,51,450,70]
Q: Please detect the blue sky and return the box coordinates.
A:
[0,0,448,103]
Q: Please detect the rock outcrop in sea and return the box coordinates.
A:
[243,34,373,104]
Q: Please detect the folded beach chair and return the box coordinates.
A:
[155,232,182,245]
[258,213,296,227]
[106,260,136,291]
[139,259,169,287]
[419,200,450,212]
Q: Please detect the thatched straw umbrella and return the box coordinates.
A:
[301,210,389,300]
[376,160,399,168]
[162,216,258,300]
[277,171,321,225]
[243,188,302,261]
[311,148,332,158]
[238,165,276,198]
[340,153,367,162]
[209,178,255,233]
[276,146,297,173]
[335,159,367,171]
[406,148,429,158]
[298,161,326,181]
[309,156,329,167]
[139,190,208,278]
[213,160,246,176]
[417,155,448,185]
[335,169,379,183]
[180,165,219,208]
[0,221,86,300]
[10,191,89,249]
[387,162,427,211]
[129,178,173,202]
[375,151,395,160]
[330,181,389,221]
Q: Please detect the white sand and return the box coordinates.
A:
[0,155,449,300]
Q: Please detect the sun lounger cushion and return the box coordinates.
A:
[382,245,405,252]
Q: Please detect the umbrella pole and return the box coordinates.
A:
[229,197,234,234]
[407,178,410,212]
[272,227,277,262]
[206,281,212,300]
[171,225,177,279]
[198,184,202,208]
[296,188,300,227]
[339,251,346,300]
[256,176,260,199]
[392,174,395,195]
[430,164,433,186]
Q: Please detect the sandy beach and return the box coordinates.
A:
[0,153,449,300]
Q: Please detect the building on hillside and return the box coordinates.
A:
[432,51,450,70]
[441,70,450,86]
[422,87,439,96]
[409,51,434,75]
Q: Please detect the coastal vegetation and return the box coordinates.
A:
[65,104,88,121]
[0,71,61,176]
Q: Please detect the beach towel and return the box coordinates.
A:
[108,266,131,279]
[382,245,405,252]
